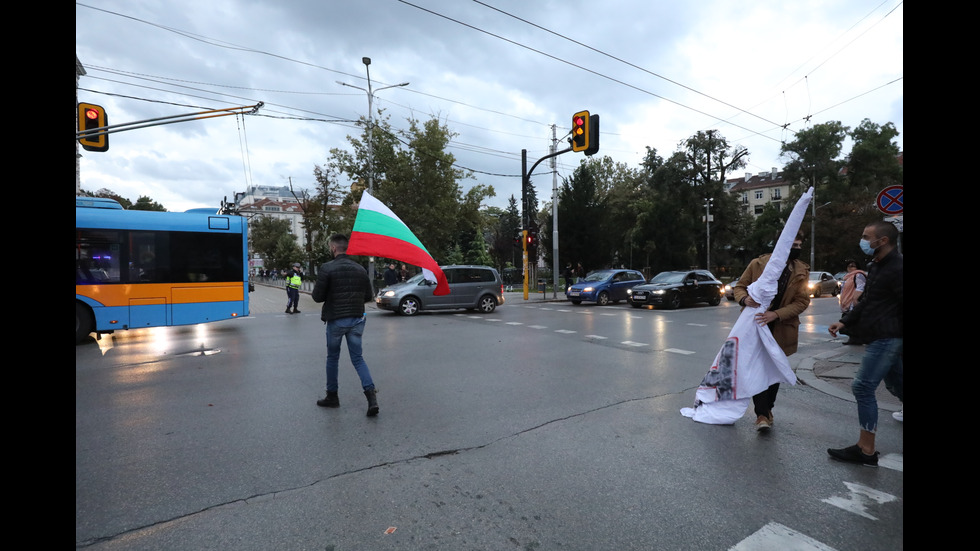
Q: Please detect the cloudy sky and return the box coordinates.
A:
[75,0,903,213]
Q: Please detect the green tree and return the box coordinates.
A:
[310,163,353,266]
[682,130,748,274]
[130,196,167,212]
[633,150,700,273]
[549,161,610,273]
[779,121,849,270]
[317,111,494,268]
[250,216,302,272]
[487,195,521,271]
[818,119,903,267]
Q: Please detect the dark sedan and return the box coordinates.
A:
[628,270,724,309]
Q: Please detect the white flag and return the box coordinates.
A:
[681,187,814,424]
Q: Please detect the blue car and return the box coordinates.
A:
[565,269,646,305]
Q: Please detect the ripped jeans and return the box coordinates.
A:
[851,337,903,433]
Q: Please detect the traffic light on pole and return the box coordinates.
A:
[571,110,590,152]
[584,114,599,156]
[78,103,108,152]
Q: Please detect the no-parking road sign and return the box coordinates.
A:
[876,185,903,215]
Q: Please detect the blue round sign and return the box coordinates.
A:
[876,185,903,215]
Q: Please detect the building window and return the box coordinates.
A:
[264,206,281,212]
[771,189,782,200]
[755,190,764,200]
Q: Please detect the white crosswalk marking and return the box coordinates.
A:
[730,522,838,551]
[821,481,898,521]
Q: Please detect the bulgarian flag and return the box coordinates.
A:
[347,191,450,296]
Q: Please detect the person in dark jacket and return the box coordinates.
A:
[311,234,378,416]
[828,221,903,466]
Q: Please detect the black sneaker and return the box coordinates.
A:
[827,444,879,467]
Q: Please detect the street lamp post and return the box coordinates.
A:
[810,200,831,268]
[337,57,409,291]
[810,199,831,270]
[704,198,714,271]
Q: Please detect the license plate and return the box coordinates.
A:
[568,291,580,296]
[632,292,646,298]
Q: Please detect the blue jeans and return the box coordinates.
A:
[851,337,903,433]
[325,316,374,393]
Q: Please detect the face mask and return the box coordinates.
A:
[787,248,801,261]
[859,238,877,255]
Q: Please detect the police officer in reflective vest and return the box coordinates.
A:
[286,263,302,314]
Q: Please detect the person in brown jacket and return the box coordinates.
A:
[732,231,811,431]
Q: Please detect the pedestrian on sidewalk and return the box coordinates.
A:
[838,259,867,344]
[828,221,903,466]
[733,230,810,432]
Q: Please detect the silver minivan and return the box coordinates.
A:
[375,265,505,316]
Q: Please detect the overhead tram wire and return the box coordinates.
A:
[397,0,782,142]
[469,0,783,130]
[78,4,571,178]
[79,70,360,127]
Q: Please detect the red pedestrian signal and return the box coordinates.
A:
[571,110,590,152]
[78,103,108,152]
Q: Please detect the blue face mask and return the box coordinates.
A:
[859,238,877,255]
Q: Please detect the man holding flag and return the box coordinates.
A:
[311,191,450,417]
[312,234,379,416]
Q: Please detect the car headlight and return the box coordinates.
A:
[383,290,396,297]
[652,289,666,295]
[627,288,632,295]
[583,286,594,292]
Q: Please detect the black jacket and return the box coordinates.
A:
[312,254,373,322]
[840,248,903,340]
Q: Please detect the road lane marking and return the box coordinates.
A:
[821,481,898,521]
[665,348,696,355]
[730,522,838,551]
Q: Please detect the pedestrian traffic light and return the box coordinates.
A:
[571,110,590,152]
[78,103,109,152]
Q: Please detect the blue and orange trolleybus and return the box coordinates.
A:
[75,197,250,343]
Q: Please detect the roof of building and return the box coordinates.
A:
[726,169,790,193]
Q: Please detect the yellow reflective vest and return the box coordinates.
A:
[287,273,302,289]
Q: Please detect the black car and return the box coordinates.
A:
[628,270,724,309]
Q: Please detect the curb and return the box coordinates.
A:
[794,347,901,412]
